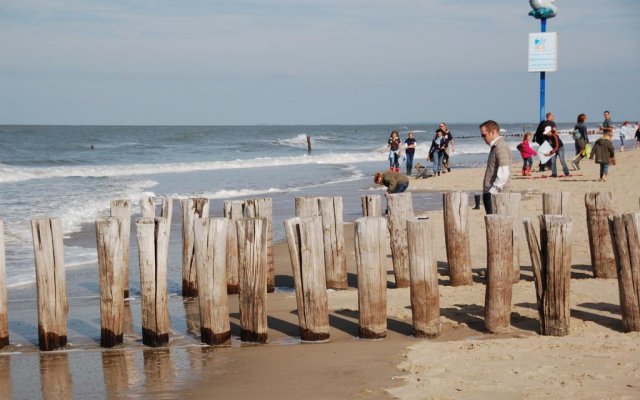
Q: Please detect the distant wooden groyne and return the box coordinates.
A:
[0,191,639,351]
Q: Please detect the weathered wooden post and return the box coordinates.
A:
[0,220,8,348]
[31,219,68,351]
[317,196,347,290]
[0,357,10,397]
[110,199,131,298]
[244,198,275,293]
[237,217,268,343]
[543,192,570,216]
[136,217,171,347]
[484,215,514,334]
[96,217,125,348]
[180,197,210,297]
[354,217,388,339]
[407,218,441,338]
[361,195,382,217]
[224,200,245,294]
[609,213,640,332]
[443,192,473,286]
[295,196,319,217]
[161,197,173,222]
[490,193,521,283]
[387,192,413,288]
[140,196,156,218]
[585,192,616,278]
[523,215,573,336]
[194,218,230,345]
[284,216,330,341]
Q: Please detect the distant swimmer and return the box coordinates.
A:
[90,144,95,150]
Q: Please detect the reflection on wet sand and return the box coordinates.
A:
[183,299,201,339]
[102,350,139,398]
[40,353,72,400]
[143,348,174,395]
[0,356,11,400]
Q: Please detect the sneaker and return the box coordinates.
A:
[447,167,451,172]
[550,174,558,178]
[570,161,578,171]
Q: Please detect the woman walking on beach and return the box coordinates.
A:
[543,126,570,177]
[387,131,401,172]
[428,129,447,176]
[590,132,616,181]
[404,131,417,175]
[439,123,455,172]
[571,113,589,170]
[517,132,537,176]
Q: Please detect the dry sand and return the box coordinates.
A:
[2,148,639,399]
[386,147,640,399]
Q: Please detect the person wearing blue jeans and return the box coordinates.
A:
[404,131,417,175]
[428,129,447,176]
[543,126,570,177]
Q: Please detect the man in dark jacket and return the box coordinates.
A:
[534,112,556,171]
[374,171,409,193]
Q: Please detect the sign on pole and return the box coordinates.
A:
[528,32,558,72]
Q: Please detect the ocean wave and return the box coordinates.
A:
[0,152,389,184]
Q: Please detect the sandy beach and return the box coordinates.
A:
[2,148,640,400]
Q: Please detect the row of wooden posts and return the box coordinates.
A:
[0,191,639,352]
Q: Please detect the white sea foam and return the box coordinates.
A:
[0,152,388,184]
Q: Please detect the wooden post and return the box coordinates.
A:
[0,357,11,398]
[31,219,68,351]
[484,215,514,334]
[110,199,131,298]
[295,196,319,217]
[542,192,570,216]
[406,218,441,338]
[361,195,382,217]
[0,220,8,349]
[236,217,268,343]
[442,192,473,286]
[194,218,231,345]
[283,216,330,341]
[140,196,156,218]
[96,217,125,348]
[224,200,245,294]
[180,197,210,297]
[354,217,388,339]
[387,192,414,288]
[609,213,640,332]
[317,196,347,290]
[136,217,171,347]
[523,216,573,336]
[490,193,522,283]
[161,197,173,222]
[585,192,616,278]
[244,198,275,293]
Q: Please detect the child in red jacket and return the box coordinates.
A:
[517,132,537,176]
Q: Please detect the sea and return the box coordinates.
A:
[0,122,613,289]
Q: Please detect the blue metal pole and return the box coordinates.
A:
[539,18,547,122]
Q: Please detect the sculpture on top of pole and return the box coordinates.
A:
[528,0,558,122]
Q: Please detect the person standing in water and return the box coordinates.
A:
[404,131,417,176]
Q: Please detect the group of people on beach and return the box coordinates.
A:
[375,123,457,196]
[385,124,456,177]
[374,111,639,201]
[519,110,638,182]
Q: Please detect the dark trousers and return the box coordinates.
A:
[482,192,493,214]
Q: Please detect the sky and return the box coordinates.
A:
[0,0,638,125]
